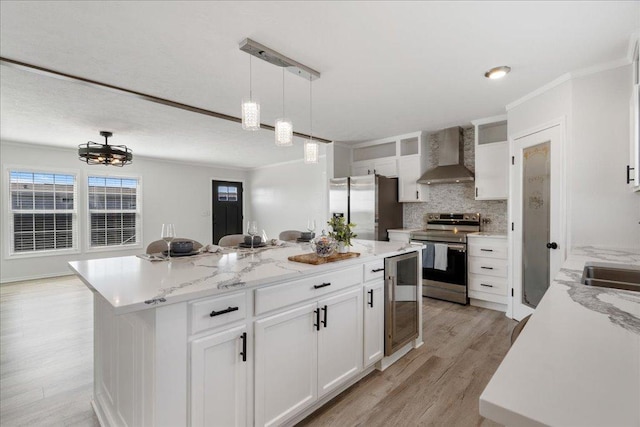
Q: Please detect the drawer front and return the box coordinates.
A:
[255,266,362,315]
[468,274,508,296]
[363,260,385,282]
[190,291,247,335]
[468,257,508,278]
[468,243,507,259]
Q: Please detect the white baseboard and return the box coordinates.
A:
[470,298,507,313]
[0,271,75,285]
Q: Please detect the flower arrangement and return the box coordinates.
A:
[327,216,357,247]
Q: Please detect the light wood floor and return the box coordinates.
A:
[1,276,515,427]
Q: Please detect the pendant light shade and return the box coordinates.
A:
[275,68,293,146]
[242,56,261,131]
[304,140,319,164]
[78,131,132,166]
[275,118,293,146]
[304,75,318,163]
[241,98,260,131]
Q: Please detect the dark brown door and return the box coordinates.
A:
[212,180,243,244]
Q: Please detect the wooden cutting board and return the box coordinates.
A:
[288,252,361,265]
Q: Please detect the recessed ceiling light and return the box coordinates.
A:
[485,66,511,79]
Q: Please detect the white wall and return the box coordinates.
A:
[508,65,640,250]
[571,65,640,248]
[248,146,329,240]
[0,141,248,283]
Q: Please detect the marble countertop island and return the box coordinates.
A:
[480,246,640,427]
[69,239,419,315]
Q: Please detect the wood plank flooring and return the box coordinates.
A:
[1,276,515,427]
[297,298,515,427]
[0,276,98,427]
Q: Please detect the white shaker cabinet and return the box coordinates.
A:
[398,156,428,202]
[472,116,509,200]
[190,325,248,427]
[628,37,640,191]
[467,234,508,312]
[363,278,384,367]
[317,288,363,397]
[351,157,398,177]
[254,302,318,427]
[254,287,363,427]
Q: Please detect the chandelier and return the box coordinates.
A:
[78,131,132,166]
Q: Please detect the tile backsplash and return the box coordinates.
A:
[403,126,508,233]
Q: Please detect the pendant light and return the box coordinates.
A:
[242,56,260,131]
[304,75,319,164]
[275,68,293,146]
[78,131,132,166]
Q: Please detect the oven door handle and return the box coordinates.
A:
[447,244,466,252]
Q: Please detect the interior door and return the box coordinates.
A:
[212,180,243,244]
[510,124,564,321]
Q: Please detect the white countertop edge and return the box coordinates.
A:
[70,242,424,315]
[467,232,507,238]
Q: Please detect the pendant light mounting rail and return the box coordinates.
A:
[239,38,321,81]
[0,56,330,143]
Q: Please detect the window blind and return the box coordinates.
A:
[88,176,139,247]
[9,171,76,253]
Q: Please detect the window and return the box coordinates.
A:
[88,176,140,248]
[217,185,238,202]
[9,171,77,254]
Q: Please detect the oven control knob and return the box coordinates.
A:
[464,215,469,220]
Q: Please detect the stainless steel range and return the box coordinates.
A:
[410,213,480,304]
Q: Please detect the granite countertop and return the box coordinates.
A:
[69,239,420,315]
[480,246,640,427]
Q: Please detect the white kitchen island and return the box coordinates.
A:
[480,246,640,427]
[69,240,423,427]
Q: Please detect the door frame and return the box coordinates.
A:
[507,117,568,320]
[209,177,246,244]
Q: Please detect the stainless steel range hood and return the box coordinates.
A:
[417,127,474,184]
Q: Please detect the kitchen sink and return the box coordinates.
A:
[581,262,640,292]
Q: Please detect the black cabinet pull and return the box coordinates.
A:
[546,242,558,250]
[475,187,478,197]
[240,332,247,362]
[314,308,320,331]
[371,268,384,273]
[314,282,331,289]
[627,165,635,183]
[416,190,419,199]
[367,169,371,174]
[480,283,494,288]
[480,248,493,252]
[210,306,239,317]
[321,305,328,328]
[367,289,374,307]
[481,266,494,270]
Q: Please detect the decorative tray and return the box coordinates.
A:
[288,252,360,265]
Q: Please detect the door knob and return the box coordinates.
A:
[546,242,558,249]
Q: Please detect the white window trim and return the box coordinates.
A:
[4,165,80,259]
[85,172,143,253]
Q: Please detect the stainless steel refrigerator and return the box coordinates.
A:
[329,175,403,241]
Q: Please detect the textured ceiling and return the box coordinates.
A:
[0,1,638,168]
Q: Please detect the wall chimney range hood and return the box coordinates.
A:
[417,127,474,184]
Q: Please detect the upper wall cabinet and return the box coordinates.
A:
[628,37,640,192]
[350,132,429,202]
[472,116,509,200]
